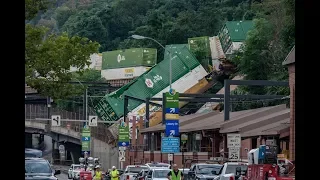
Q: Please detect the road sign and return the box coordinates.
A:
[67,124,71,130]
[165,120,179,137]
[82,151,90,156]
[51,115,61,126]
[89,116,98,127]
[81,127,91,152]
[119,147,126,151]
[118,121,129,147]
[119,150,125,158]
[165,108,179,114]
[227,133,241,148]
[161,137,180,153]
[228,147,240,161]
[168,154,173,161]
[119,156,126,162]
[82,137,91,141]
[165,114,180,120]
[165,91,179,108]
[165,90,179,137]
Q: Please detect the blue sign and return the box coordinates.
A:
[82,137,91,141]
[258,145,266,160]
[161,137,180,153]
[81,151,90,155]
[165,108,179,114]
[118,142,130,147]
[165,120,179,137]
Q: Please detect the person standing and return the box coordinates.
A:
[110,166,120,180]
[167,164,184,180]
[93,165,103,180]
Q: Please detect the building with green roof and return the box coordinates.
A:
[218,20,254,54]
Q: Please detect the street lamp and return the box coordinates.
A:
[131,34,173,89]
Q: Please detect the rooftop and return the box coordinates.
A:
[282,46,295,65]
[140,104,290,138]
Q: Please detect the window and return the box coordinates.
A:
[251,138,257,149]
[196,165,222,175]
[225,165,248,175]
[153,170,171,178]
[25,161,52,174]
[127,167,148,173]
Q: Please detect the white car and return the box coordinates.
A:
[146,168,171,180]
[68,164,81,180]
[145,163,171,169]
[121,165,149,180]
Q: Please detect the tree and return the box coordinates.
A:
[25,0,100,99]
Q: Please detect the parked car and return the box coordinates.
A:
[179,168,190,179]
[214,162,248,180]
[120,165,148,180]
[68,164,81,180]
[134,169,149,180]
[25,157,61,180]
[145,163,171,169]
[25,148,43,158]
[188,163,223,180]
[145,168,171,180]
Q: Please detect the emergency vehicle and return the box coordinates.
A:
[242,145,295,180]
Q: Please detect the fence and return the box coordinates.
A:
[25,104,115,144]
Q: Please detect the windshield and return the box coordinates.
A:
[197,165,222,174]
[74,166,81,170]
[25,161,52,174]
[148,164,170,168]
[127,167,148,173]
[225,165,248,174]
[153,170,171,178]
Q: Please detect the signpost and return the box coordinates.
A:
[81,126,91,155]
[88,116,98,127]
[118,120,129,169]
[118,120,130,147]
[161,137,180,153]
[119,149,126,162]
[227,133,241,161]
[228,148,240,161]
[165,91,180,137]
[51,115,61,126]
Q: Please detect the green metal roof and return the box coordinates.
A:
[225,20,254,42]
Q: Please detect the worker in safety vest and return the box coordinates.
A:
[167,164,184,180]
[93,165,103,180]
[110,166,119,180]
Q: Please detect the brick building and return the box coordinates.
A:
[282,46,295,160]
[126,104,290,167]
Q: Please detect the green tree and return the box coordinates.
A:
[25,0,100,99]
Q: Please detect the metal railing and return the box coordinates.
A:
[25,104,115,143]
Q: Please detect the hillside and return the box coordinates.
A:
[28,0,257,56]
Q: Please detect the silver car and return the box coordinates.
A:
[121,165,149,180]
[145,168,171,180]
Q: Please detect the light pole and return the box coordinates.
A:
[131,35,173,89]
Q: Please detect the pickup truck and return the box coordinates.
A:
[120,165,149,180]
[214,162,248,180]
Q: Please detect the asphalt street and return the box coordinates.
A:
[56,172,69,180]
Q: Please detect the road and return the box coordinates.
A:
[56,172,69,180]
